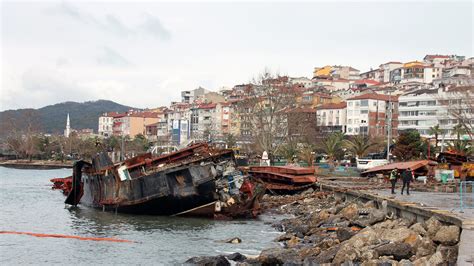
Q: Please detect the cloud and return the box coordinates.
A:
[50,2,171,40]
[104,14,132,36]
[139,13,172,40]
[96,47,131,67]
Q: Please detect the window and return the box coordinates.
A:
[361,110,368,114]
[348,102,353,107]
[361,100,368,106]
[348,119,352,124]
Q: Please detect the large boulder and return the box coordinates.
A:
[409,222,427,237]
[424,217,442,237]
[375,242,413,260]
[339,203,359,220]
[433,225,460,245]
[377,227,414,243]
[436,245,458,265]
[403,233,422,249]
[337,227,356,242]
[333,227,378,264]
[312,244,340,264]
[258,248,301,265]
[415,237,436,258]
[185,255,230,266]
[427,251,444,265]
[225,253,247,262]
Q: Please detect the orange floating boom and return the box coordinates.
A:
[0,231,135,243]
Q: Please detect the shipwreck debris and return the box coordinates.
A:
[246,166,317,194]
[51,143,263,219]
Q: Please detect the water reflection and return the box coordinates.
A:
[67,205,217,236]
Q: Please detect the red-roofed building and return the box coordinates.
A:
[346,93,398,137]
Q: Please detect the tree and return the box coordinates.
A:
[317,132,344,167]
[428,124,443,149]
[342,135,378,159]
[235,70,298,159]
[392,129,424,161]
[452,123,467,141]
[224,133,236,149]
[298,144,315,167]
[437,87,473,140]
[277,139,299,163]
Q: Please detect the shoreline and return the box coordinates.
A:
[0,160,73,169]
[186,186,465,265]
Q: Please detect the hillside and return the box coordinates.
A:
[0,100,138,135]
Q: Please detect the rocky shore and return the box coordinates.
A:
[185,190,461,265]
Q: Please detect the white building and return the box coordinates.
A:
[98,112,117,137]
[316,102,347,133]
[346,93,398,137]
[398,87,473,141]
[289,77,312,88]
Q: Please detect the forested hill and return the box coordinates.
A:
[0,100,137,135]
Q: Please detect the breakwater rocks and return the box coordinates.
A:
[185,191,461,265]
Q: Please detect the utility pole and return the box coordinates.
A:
[120,122,125,161]
[387,90,392,161]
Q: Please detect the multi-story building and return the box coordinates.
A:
[316,102,347,134]
[190,103,216,140]
[181,87,209,103]
[112,111,160,138]
[398,87,473,140]
[98,112,122,137]
[346,93,398,137]
[167,102,191,145]
[313,65,360,80]
[289,77,313,88]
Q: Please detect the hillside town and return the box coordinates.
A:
[94,54,472,153]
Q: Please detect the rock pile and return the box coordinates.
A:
[255,192,461,265]
[184,191,461,265]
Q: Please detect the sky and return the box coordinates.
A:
[1,0,472,111]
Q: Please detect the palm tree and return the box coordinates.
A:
[428,124,443,148]
[278,140,299,164]
[298,144,315,167]
[342,135,378,159]
[319,132,344,167]
[452,124,467,141]
[448,139,473,156]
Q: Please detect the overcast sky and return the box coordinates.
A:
[1,0,472,111]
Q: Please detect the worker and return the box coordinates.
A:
[401,167,413,195]
[389,167,399,194]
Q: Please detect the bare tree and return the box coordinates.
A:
[438,86,473,140]
[234,70,298,158]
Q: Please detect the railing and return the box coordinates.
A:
[459,181,474,213]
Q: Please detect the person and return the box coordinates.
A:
[401,167,413,195]
[389,167,399,194]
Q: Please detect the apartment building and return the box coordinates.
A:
[398,87,473,140]
[346,93,398,137]
[316,102,347,134]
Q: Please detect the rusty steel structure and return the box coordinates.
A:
[246,166,317,193]
[52,143,264,218]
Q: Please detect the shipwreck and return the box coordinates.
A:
[51,143,264,218]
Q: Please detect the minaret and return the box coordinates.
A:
[65,113,71,138]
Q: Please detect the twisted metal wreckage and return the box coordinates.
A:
[51,143,318,218]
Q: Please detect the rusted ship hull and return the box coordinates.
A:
[55,143,263,218]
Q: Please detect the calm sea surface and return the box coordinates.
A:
[0,167,281,265]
